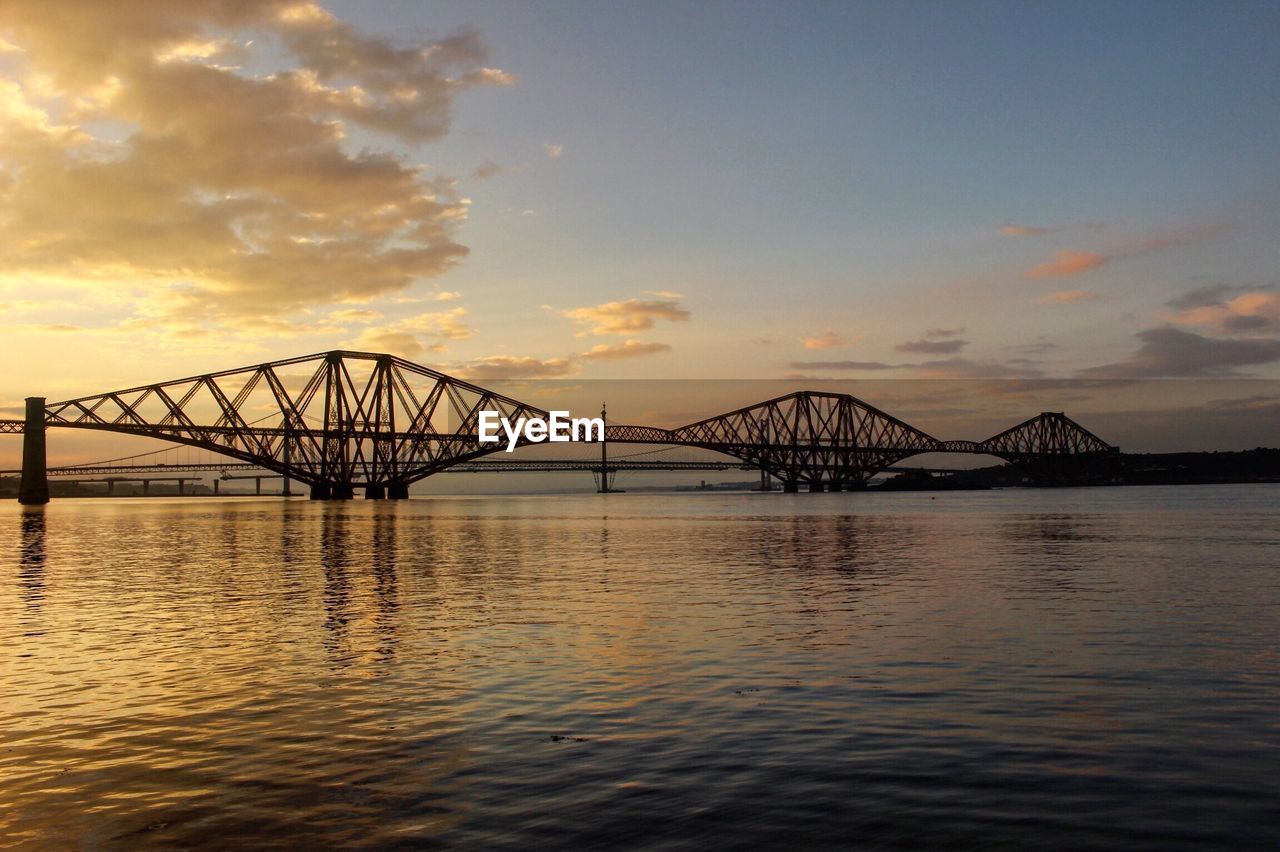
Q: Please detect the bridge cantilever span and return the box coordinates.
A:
[7,350,1119,502]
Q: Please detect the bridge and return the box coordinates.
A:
[3,350,1118,503]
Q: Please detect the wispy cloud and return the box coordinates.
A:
[1000,223,1049,237]
[563,295,690,335]
[543,143,564,159]
[579,340,672,360]
[343,307,472,357]
[1037,290,1099,304]
[790,360,895,371]
[1026,222,1229,280]
[458,338,672,379]
[801,330,849,350]
[470,160,503,181]
[896,338,967,354]
[348,329,447,359]
[789,357,1041,379]
[1028,250,1109,279]
[925,327,965,339]
[461,355,577,381]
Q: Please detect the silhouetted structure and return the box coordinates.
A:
[2,350,1118,500]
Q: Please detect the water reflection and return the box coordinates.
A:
[18,507,45,612]
[0,490,1277,849]
[370,507,400,664]
[321,505,353,665]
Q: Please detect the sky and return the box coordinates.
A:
[0,0,1278,460]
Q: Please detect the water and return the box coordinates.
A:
[2,486,1278,849]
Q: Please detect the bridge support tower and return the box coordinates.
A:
[18,397,49,505]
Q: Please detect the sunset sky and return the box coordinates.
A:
[1,1,1278,456]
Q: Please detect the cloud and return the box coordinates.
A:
[912,358,1043,379]
[460,355,577,381]
[1037,290,1099,304]
[343,306,472,356]
[1028,250,1109,279]
[1167,288,1280,334]
[925,327,964,339]
[330,308,383,322]
[543,143,563,159]
[1165,283,1245,311]
[1000,223,1049,237]
[790,360,896,371]
[1079,326,1280,378]
[348,329,446,359]
[896,338,967,355]
[579,340,672,360]
[801,330,849,350]
[562,296,690,335]
[470,160,503,180]
[458,338,671,380]
[0,1,510,326]
[1025,222,1230,280]
[1006,341,1058,355]
[788,357,1040,378]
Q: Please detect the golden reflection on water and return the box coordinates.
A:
[2,487,1279,848]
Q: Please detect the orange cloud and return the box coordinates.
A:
[801,330,849,349]
[1169,291,1280,334]
[1028,251,1109,279]
[1025,222,1229,280]
[1001,223,1049,237]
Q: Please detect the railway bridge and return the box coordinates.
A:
[2,350,1118,503]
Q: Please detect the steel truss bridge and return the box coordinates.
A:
[4,350,1118,503]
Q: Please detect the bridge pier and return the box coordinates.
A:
[388,483,409,500]
[808,481,826,493]
[18,397,49,505]
[782,481,799,493]
[310,483,330,500]
[828,482,843,492]
[365,484,385,500]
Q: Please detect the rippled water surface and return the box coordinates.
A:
[2,486,1279,849]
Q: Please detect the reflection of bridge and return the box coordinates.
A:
[5,350,1118,503]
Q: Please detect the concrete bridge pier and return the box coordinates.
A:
[782,481,799,493]
[388,483,409,500]
[808,481,826,493]
[365,484,385,500]
[310,483,331,500]
[828,482,843,492]
[18,397,49,505]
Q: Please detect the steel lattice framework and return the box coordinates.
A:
[607,391,940,488]
[34,351,550,498]
[5,350,1119,498]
